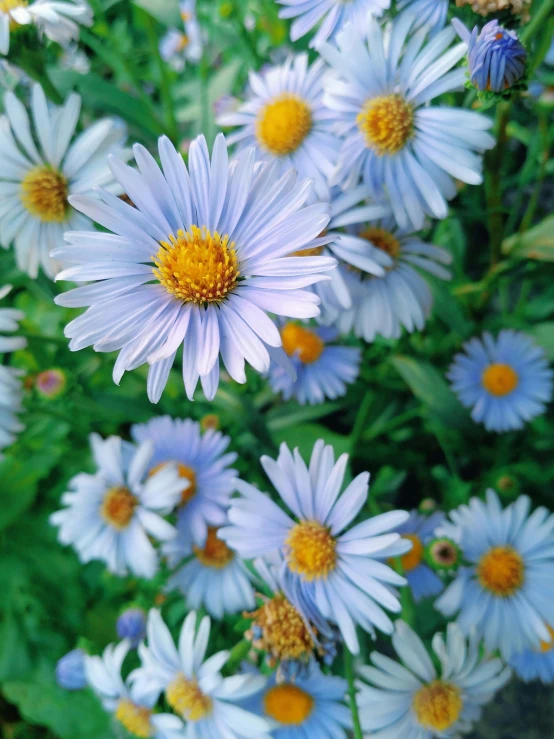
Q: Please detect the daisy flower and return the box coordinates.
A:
[276,0,389,49]
[269,323,361,404]
[358,620,511,738]
[129,609,274,738]
[397,0,449,36]
[435,489,554,660]
[160,0,202,72]
[50,433,184,578]
[321,17,495,230]
[448,330,553,432]
[85,640,186,739]
[53,133,335,402]
[0,0,92,56]
[219,439,411,654]
[0,284,25,455]
[394,510,445,602]
[509,625,554,683]
[218,54,340,201]
[165,525,256,620]
[131,415,238,549]
[0,83,127,277]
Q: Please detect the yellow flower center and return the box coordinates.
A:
[193,527,235,569]
[248,593,316,663]
[21,166,68,223]
[256,95,312,156]
[264,684,314,726]
[481,363,519,397]
[149,461,197,505]
[400,534,424,572]
[477,545,524,597]
[281,323,324,365]
[357,94,414,156]
[413,681,463,732]
[286,520,337,580]
[290,245,325,257]
[360,227,401,260]
[100,486,138,530]
[153,226,240,305]
[166,673,212,721]
[177,33,189,50]
[115,700,152,738]
[0,0,27,9]
[539,625,554,653]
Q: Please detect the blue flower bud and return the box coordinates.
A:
[55,649,86,691]
[116,607,147,647]
[453,19,527,92]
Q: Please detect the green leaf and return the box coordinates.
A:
[502,215,554,261]
[530,322,554,360]
[0,458,40,533]
[273,422,351,460]
[133,0,181,26]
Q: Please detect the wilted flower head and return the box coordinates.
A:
[35,369,66,399]
[455,0,530,18]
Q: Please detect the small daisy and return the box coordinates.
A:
[509,625,554,684]
[358,620,511,738]
[50,434,184,578]
[321,17,495,230]
[0,284,25,455]
[269,322,361,404]
[276,0,389,49]
[397,0,449,36]
[131,415,238,549]
[85,640,186,739]
[160,0,202,72]
[245,662,351,738]
[394,511,445,602]
[165,525,256,620]
[218,54,340,201]
[129,609,274,738]
[448,330,553,432]
[0,0,92,56]
[219,439,411,654]
[435,489,554,660]
[53,133,335,402]
[0,83,127,277]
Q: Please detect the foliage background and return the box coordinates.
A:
[1,0,553,735]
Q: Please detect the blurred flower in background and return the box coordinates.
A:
[0,284,25,456]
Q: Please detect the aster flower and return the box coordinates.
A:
[85,640,186,739]
[394,511,445,602]
[129,610,274,738]
[53,133,335,402]
[269,323,360,404]
[0,83,127,277]
[448,330,553,433]
[397,0,449,36]
[165,525,256,620]
[159,0,202,72]
[509,626,554,683]
[131,415,238,549]
[218,54,340,201]
[358,620,511,738]
[453,19,527,93]
[276,0,389,49]
[0,284,25,455]
[56,648,86,691]
[321,17,495,230]
[435,489,554,660]
[50,434,184,578]
[0,0,92,56]
[219,439,411,653]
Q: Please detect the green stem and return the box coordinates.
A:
[519,111,549,232]
[485,101,511,268]
[144,13,179,144]
[350,391,373,453]
[198,54,211,141]
[520,0,554,44]
[18,331,68,347]
[224,639,251,674]
[13,52,63,104]
[344,647,363,739]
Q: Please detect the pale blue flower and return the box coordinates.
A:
[117,608,147,647]
[448,330,553,433]
[160,0,203,72]
[397,0,449,36]
[395,511,445,602]
[509,635,554,683]
[56,649,86,691]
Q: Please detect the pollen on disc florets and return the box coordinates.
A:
[360,227,401,260]
[166,673,213,721]
[247,593,316,664]
[481,363,519,396]
[153,226,240,305]
[477,545,524,596]
[357,94,414,156]
[100,486,138,530]
[264,684,314,726]
[193,527,235,569]
[21,165,69,223]
[400,533,424,572]
[115,700,152,738]
[413,680,463,731]
[281,323,325,365]
[256,94,313,156]
[286,520,338,580]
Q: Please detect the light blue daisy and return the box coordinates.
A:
[394,510,445,602]
[358,620,511,738]
[448,330,553,433]
[320,16,495,230]
[397,0,449,36]
[509,630,554,683]
[131,415,238,549]
[219,439,411,654]
[436,489,554,660]
[269,323,361,405]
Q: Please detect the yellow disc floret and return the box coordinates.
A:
[360,227,401,260]
[400,534,424,572]
[481,363,518,396]
[413,681,463,731]
[166,673,212,721]
[256,95,312,156]
[477,545,524,597]
[357,94,414,156]
[153,226,240,305]
[286,520,337,580]
[149,461,197,505]
[21,166,68,223]
[100,486,138,529]
[115,700,152,738]
[281,323,324,365]
[247,593,316,663]
[193,527,235,569]
[264,684,314,725]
